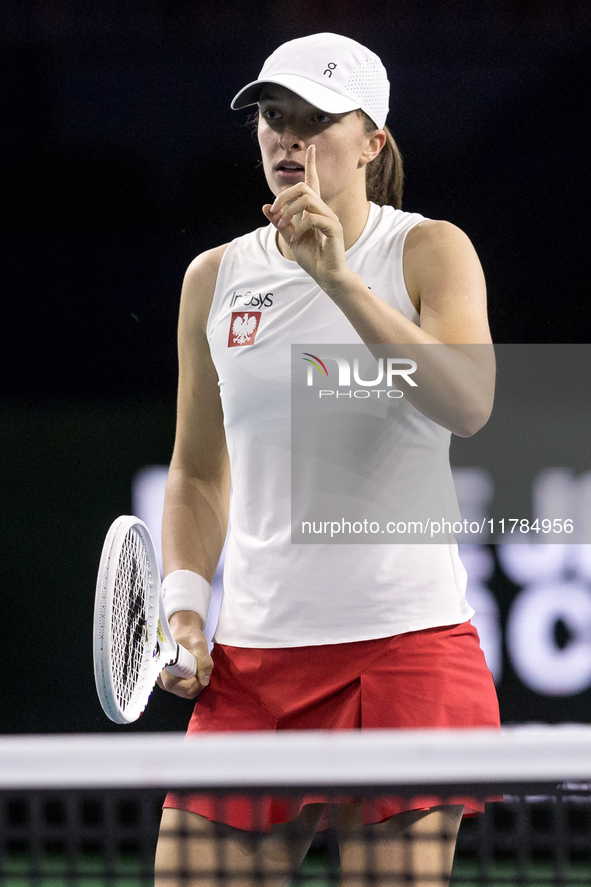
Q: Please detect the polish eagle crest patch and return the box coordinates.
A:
[228,311,261,347]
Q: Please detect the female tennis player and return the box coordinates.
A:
[154,33,499,887]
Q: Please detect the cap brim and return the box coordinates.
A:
[231,74,361,115]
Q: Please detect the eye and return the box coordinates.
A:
[261,108,281,121]
[313,113,332,124]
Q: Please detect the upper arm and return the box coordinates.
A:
[172,244,231,483]
[403,220,492,345]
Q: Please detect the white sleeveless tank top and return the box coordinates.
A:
[206,202,473,647]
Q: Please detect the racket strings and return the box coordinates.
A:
[111,530,153,708]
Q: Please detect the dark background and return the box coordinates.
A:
[2,1,590,733]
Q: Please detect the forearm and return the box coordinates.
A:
[156,463,226,699]
[162,461,230,584]
[322,270,495,437]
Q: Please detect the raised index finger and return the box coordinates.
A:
[305,144,320,196]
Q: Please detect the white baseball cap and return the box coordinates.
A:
[231,33,390,130]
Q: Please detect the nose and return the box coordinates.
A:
[278,126,305,151]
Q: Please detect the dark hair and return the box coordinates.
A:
[360,112,404,209]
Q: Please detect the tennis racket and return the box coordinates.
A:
[93,515,197,724]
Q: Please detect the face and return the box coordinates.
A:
[257,85,375,203]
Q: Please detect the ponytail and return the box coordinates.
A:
[360,113,404,209]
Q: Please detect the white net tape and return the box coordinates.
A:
[1,727,591,790]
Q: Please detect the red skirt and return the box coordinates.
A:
[164,621,500,830]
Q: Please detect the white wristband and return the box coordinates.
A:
[161,570,212,626]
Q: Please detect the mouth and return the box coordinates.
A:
[275,161,305,181]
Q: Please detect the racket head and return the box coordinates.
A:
[93,516,161,724]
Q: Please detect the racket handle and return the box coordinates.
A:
[167,644,198,679]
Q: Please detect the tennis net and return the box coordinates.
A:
[1,727,591,886]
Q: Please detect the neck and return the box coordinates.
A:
[276,185,371,260]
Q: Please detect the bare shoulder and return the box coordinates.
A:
[403,219,485,315]
[185,242,230,286]
[404,219,481,277]
[180,243,231,332]
[406,218,472,247]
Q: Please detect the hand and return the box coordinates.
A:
[156,610,213,700]
[262,145,350,291]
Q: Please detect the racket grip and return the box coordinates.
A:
[167,644,198,679]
